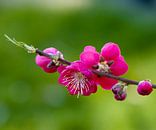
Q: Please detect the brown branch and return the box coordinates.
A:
[5,35,156,89]
[35,49,156,89]
[92,70,156,88]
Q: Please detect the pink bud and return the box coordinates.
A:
[137,80,153,96]
[114,92,127,101]
[112,84,122,94]
[101,42,121,61]
[35,47,62,73]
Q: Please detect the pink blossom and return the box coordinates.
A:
[79,43,128,90]
[137,80,153,96]
[80,45,100,68]
[35,47,62,73]
[101,42,121,61]
[58,61,97,96]
[101,43,128,77]
[100,43,128,76]
[96,43,128,89]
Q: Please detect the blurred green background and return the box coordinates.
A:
[0,0,156,130]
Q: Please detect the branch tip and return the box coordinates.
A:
[4,34,36,53]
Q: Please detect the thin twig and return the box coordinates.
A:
[5,35,156,88]
[35,49,156,88]
[92,70,156,88]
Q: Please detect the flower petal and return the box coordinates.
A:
[101,42,121,61]
[84,46,96,52]
[110,56,128,76]
[57,65,66,73]
[42,66,57,73]
[95,76,118,90]
[80,51,100,68]
[43,47,58,54]
[35,55,51,68]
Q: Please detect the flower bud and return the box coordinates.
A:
[114,92,127,101]
[137,80,153,96]
[112,83,127,101]
[112,83,122,94]
[35,47,63,73]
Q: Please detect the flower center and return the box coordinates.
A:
[73,72,90,95]
[74,72,85,79]
[98,61,110,73]
[63,71,90,97]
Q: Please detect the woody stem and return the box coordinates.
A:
[92,70,156,88]
[36,49,156,89]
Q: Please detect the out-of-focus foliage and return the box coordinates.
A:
[0,0,156,130]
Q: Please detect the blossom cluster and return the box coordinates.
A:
[35,43,153,100]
